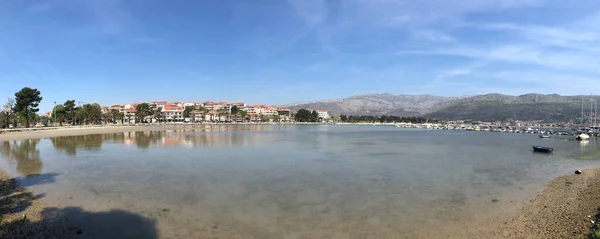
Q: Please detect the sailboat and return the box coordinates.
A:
[577,94,592,140]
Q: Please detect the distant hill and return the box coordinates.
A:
[285,93,461,116]
[425,93,587,122]
[285,93,593,122]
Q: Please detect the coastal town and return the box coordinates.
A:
[45,100,332,124]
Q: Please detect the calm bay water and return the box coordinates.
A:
[2,125,600,238]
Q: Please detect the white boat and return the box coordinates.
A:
[577,133,590,140]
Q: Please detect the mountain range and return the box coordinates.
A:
[284,93,593,122]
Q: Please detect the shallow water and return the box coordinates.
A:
[2,125,600,238]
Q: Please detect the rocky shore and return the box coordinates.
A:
[490,168,600,238]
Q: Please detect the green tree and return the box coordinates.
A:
[1,98,15,128]
[231,105,240,115]
[109,109,119,124]
[39,115,49,125]
[240,110,248,121]
[294,109,312,122]
[311,110,319,122]
[63,100,76,124]
[260,114,270,122]
[75,107,85,125]
[82,103,102,124]
[14,87,42,128]
[153,107,163,124]
[183,105,196,118]
[340,115,347,122]
[52,104,67,126]
[135,103,153,123]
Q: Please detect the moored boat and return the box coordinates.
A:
[539,134,552,138]
[532,146,553,153]
[576,133,590,140]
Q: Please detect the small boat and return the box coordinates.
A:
[577,133,590,140]
[539,134,552,138]
[532,146,553,153]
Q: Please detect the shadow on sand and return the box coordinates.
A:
[0,173,157,239]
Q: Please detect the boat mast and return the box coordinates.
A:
[582,95,585,126]
[591,93,594,128]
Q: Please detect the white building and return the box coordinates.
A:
[262,107,278,116]
[183,102,197,108]
[245,105,263,115]
[162,105,184,122]
[316,110,330,119]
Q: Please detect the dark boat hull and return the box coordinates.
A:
[532,146,553,153]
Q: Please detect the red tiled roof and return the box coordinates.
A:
[207,110,218,115]
[125,109,137,113]
[163,105,183,111]
[191,110,204,114]
[316,110,327,113]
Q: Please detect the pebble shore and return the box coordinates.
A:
[490,168,600,238]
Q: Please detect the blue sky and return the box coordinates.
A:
[1,0,600,112]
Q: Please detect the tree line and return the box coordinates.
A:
[339,115,439,123]
[1,87,43,128]
[294,109,320,122]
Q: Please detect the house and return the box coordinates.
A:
[183,102,197,108]
[167,101,183,108]
[206,110,219,122]
[277,108,291,122]
[124,108,137,124]
[191,110,205,123]
[316,110,330,119]
[231,102,246,111]
[262,107,278,116]
[150,101,167,110]
[101,106,110,114]
[162,105,184,122]
[245,105,265,115]
[204,101,217,111]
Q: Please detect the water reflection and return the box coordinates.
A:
[50,134,103,156]
[44,129,276,155]
[0,140,43,176]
